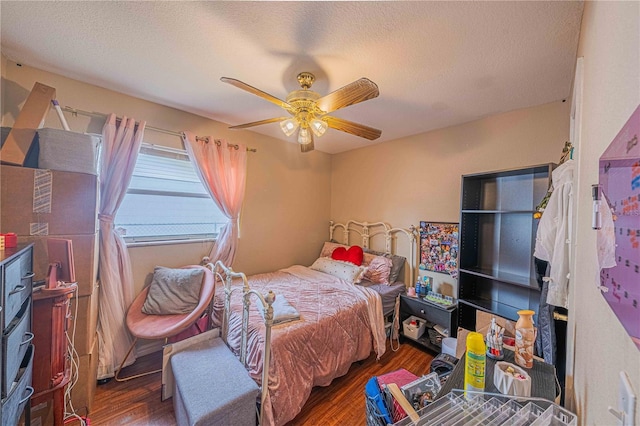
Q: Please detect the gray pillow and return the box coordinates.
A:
[363,249,406,284]
[142,266,205,315]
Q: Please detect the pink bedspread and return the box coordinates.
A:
[213,265,385,426]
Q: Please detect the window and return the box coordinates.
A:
[115,143,227,243]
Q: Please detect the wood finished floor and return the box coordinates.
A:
[69,339,435,425]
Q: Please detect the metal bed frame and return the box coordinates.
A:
[205,260,275,426]
[329,219,419,285]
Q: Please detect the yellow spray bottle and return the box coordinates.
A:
[464,332,486,393]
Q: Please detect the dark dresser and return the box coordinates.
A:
[1,243,34,426]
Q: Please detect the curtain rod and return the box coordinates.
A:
[194,136,256,152]
[61,106,257,153]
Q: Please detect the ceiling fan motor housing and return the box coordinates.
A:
[286,89,324,125]
[297,72,315,89]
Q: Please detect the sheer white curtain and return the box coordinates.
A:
[182,131,247,265]
[96,114,145,379]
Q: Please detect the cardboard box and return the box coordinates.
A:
[0,165,99,236]
[70,290,100,356]
[475,311,516,338]
[457,311,518,359]
[458,311,516,359]
[1,126,11,145]
[18,233,99,297]
[0,82,56,166]
[70,336,99,414]
[27,397,54,426]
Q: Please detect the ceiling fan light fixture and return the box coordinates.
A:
[280,118,299,136]
[222,71,382,153]
[298,127,312,145]
[309,118,328,137]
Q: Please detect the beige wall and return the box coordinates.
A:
[1,54,6,81]
[570,1,640,424]
[1,60,332,293]
[331,100,570,293]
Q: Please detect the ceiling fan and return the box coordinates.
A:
[220,72,382,153]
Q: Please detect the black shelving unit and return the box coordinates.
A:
[457,164,555,330]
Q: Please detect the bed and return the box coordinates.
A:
[327,220,415,317]
[210,220,417,425]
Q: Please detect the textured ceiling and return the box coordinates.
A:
[0,1,584,154]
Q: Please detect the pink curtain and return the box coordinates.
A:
[96,114,145,379]
[182,131,247,265]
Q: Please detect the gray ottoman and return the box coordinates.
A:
[171,337,259,426]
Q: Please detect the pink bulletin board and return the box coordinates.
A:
[598,104,640,350]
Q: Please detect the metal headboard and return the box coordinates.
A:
[204,260,274,426]
[329,220,418,285]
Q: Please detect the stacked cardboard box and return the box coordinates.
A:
[29,398,55,426]
[0,82,56,166]
[0,165,101,413]
[72,336,100,415]
[27,338,100,423]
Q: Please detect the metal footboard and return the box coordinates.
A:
[205,260,274,426]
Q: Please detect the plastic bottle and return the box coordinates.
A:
[464,332,486,394]
[515,310,536,369]
[415,278,422,298]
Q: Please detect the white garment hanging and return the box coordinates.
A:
[534,160,575,308]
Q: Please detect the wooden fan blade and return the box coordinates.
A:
[316,78,379,113]
[300,134,314,153]
[324,116,382,140]
[229,117,290,130]
[221,77,292,110]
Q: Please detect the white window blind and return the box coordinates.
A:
[115,144,227,242]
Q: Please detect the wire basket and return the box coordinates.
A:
[365,393,388,426]
[365,372,443,426]
[392,390,577,426]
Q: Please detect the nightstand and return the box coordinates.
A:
[399,294,457,353]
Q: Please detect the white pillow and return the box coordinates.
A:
[318,241,348,258]
[309,257,365,283]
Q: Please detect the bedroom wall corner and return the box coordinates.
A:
[330,100,570,293]
[233,133,332,274]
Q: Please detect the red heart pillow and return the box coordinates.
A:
[331,245,364,266]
